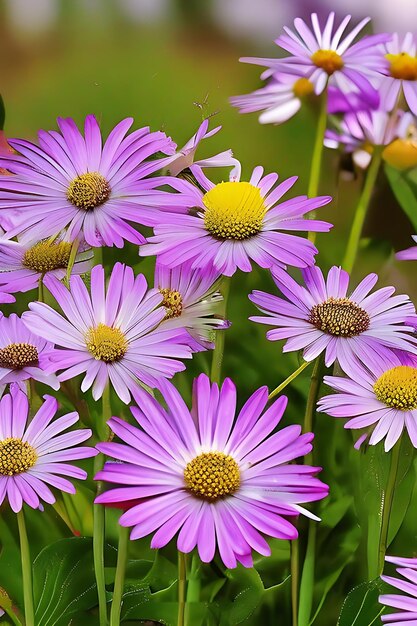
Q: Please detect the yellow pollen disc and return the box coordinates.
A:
[308,297,370,337]
[85,323,128,363]
[67,172,111,210]
[0,343,39,369]
[386,52,417,80]
[374,366,417,410]
[0,438,37,476]
[159,288,183,319]
[203,181,266,241]
[293,77,315,98]
[22,240,72,273]
[184,451,240,501]
[383,134,417,170]
[311,49,344,75]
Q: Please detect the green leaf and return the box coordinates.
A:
[220,566,264,625]
[385,164,417,230]
[337,579,387,626]
[33,537,98,626]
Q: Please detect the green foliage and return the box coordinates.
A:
[337,579,388,626]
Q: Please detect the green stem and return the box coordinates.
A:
[342,145,383,273]
[377,439,402,576]
[0,604,22,626]
[177,552,187,626]
[94,246,103,267]
[38,278,44,303]
[307,90,328,243]
[65,238,80,286]
[110,526,130,626]
[17,509,34,626]
[303,356,324,442]
[268,361,311,401]
[290,539,299,626]
[210,277,231,384]
[186,554,200,603]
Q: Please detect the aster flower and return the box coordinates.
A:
[383,121,417,170]
[318,352,417,451]
[0,236,93,295]
[327,85,379,114]
[397,235,417,261]
[0,114,190,247]
[325,110,412,168]
[0,384,96,512]
[140,166,332,276]
[249,265,417,377]
[23,263,192,404]
[240,13,388,106]
[0,313,59,392]
[95,374,328,568]
[380,33,417,115]
[155,260,230,350]
[167,118,240,179]
[380,555,417,623]
[231,73,317,125]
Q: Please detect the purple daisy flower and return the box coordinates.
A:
[380,33,417,115]
[95,374,328,568]
[231,73,318,126]
[0,384,96,512]
[0,236,93,295]
[327,85,379,114]
[0,114,189,247]
[380,555,417,623]
[318,352,417,451]
[0,313,59,393]
[397,235,417,261]
[249,265,417,377]
[240,13,388,106]
[22,263,192,404]
[155,260,230,351]
[140,166,332,276]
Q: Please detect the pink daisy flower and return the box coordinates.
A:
[140,166,332,276]
[95,374,328,569]
[0,114,188,247]
[380,33,417,115]
[249,265,417,376]
[0,313,59,393]
[22,263,192,404]
[240,13,388,106]
[0,385,96,512]
[155,260,230,351]
[318,352,417,451]
[380,555,417,623]
[0,236,93,295]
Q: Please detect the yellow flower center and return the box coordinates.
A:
[309,297,370,337]
[293,77,315,98]
[0,438,37,476]
[159,288,183,319]
[374,366,417,410]
[383,127,417,170]
[0,343,39,369]
[184,451,240,501]
[311,49,344,75]
[85,324,128,363]
[67,172,111,210]
[203,181,266,240]
[386,52,417,80]
[22,240,72,273]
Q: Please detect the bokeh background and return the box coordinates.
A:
[1,1,417,624]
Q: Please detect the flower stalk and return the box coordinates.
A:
[210,277,231,384]
[307,90,328,243]
[110,525,130,626]
[17,509,34,626]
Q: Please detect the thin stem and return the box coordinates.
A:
[342,145,383,273]
[0,604,22,626]
[210,277,231,384]
[186,554,200,603]
[378,438,402,576]
[290,539,299,626]
[177,551,187,626]
[38,278,44,303]
[17,509,34,626]
[268,360,311,400]
[307,90,328,243]
[94,246,103,267]
[65,238,80,286]
[303,356,324,442]
[110,525,130,626]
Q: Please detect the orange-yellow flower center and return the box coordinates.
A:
[159,288,183,319]
[22,241,72,273]
[309,297,370,337]
[311,49,344,75]
[203,181,266,240]
[374,366,417,410]
[0,343,39,369]
[85,324,128,363]
[293,77,315,98]
[386,52,417,80]
[67,172,111,210]
[184,452,240,500]
[0,438,37,476]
